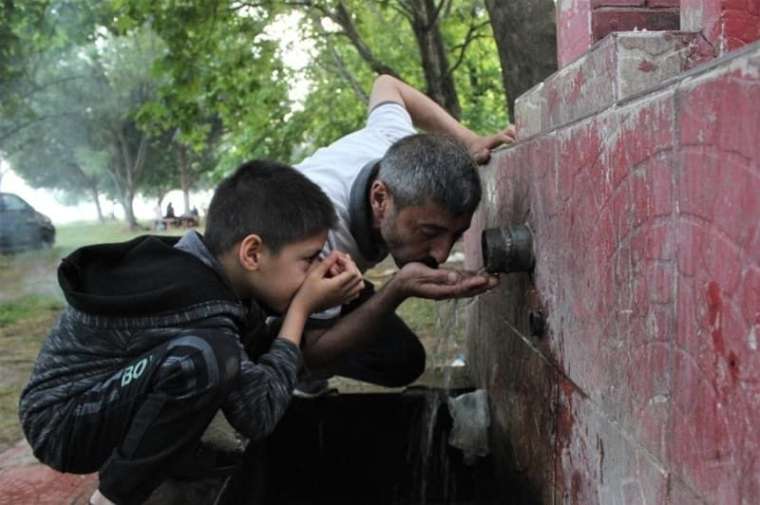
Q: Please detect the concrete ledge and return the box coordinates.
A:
[516,31,699,139]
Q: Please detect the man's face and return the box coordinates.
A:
[379,202,472,268]
[253,231,327,313]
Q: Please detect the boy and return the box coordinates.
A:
[18,160,364,505]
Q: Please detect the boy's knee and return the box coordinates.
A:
[160,334,240,397]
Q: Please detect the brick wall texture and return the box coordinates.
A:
[558,0,760,67]
[464,20,760,505]
[558,0,681,67]
[683,0,760,55]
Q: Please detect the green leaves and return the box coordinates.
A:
[2,0,513,222]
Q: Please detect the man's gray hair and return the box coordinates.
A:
[377,133,481,216]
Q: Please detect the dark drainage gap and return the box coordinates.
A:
[218,388,497,505]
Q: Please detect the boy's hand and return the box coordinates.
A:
[468,124,517,164]
[326,251,359,278]
[294,251,364,314]
[388,262,499,302]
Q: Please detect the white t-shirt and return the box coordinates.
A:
[295,101,416,273]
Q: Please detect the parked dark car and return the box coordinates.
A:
[0,192,55,252]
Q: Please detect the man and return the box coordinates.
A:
[293,74,516,393]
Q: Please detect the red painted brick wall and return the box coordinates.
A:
[557,0,681,67]
[464,35,760,505]
[682,0,760,55]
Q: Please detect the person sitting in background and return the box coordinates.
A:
[19,160,364,505]
[165,202,175,219]
[153,203,166,231]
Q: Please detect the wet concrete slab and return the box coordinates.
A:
[0,439,97,505]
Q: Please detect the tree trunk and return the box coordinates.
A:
[408,0,461,119]
[89,185,104,223]
[178,143,192,214]
[485,0,557,120]
[113,127,147,230]
[122,191,138,229]
[321,1,461,117]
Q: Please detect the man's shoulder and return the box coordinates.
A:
[295,102,413,174]
[295,145,378,208]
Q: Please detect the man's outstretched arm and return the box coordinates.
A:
[369,74,516,163]
[300,262,498,372]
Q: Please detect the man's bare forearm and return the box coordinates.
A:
[369,75,479,145]
[369,75,514,163]
[301,280,405,372]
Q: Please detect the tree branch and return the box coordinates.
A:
[430,0,451,28]
[15,75,89,103]
[328,1,401,78]
[132,133,149,183]
[229,1,267,13]
[389,0,415,21]
[307,11,369,103]
[282,0,330,17]
[0,112,78,144]
[329,45,369,103]
[447,19,490,77]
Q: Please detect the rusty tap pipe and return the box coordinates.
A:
[481,225,534,274]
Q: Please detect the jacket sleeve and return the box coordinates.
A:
[221,337,301,440]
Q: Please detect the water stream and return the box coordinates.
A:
[416,296,473,504]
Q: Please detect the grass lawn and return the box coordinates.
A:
[0,297,63,451]
[55,219,188,254]
[0,220,186,452]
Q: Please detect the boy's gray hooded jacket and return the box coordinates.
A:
[19,232,300,469]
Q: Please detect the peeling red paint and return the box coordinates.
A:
[638,60,658,72]
[727,352,740,384]
[570,471,583,505]
[569,71,586,102]
[683,0,760,58]
[556,379,576,454]
[467,2,760,504]
[706,281,721,325]
[557,1,680,67]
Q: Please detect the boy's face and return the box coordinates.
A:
[252,230,328,313]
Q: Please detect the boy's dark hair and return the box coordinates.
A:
[205,159,337,256]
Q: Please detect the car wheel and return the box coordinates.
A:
[38,230,54,249]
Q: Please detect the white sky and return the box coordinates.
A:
[0,160,213,223]
[265,12,315,107]
[0,13,314,224]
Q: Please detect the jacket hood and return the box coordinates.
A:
[58,234,238,317]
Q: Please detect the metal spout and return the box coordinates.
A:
[481,225,534,274]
